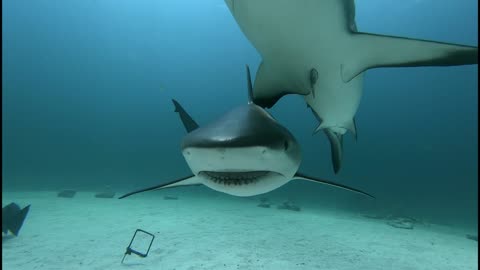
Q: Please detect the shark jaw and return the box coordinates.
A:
[182,146,299,196]
[198,171,289,197]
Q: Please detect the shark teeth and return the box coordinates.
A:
[200,171,270,186]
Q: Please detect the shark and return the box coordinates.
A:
[119,66,374,199]
[224,0,478,173]
[2,203,30,237]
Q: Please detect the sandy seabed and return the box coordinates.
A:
[2,190,478,270]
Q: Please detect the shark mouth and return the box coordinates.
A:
[199,171,277,186]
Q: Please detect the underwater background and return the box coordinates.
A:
[2,0,477,232]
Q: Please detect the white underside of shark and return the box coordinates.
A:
[224,0,478,173]
[183,146,296,197]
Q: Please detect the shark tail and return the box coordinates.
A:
[10,204,30,236]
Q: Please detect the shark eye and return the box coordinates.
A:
[284,141,289,151]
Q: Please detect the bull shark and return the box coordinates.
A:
[119,66,374,199]
[224,0,478,173]
[2,203,30,237]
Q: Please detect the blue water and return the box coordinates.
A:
[2,0,478,229]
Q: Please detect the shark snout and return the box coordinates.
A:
[179,104,302,179]
[182,146,299,178]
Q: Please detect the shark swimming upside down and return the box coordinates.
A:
[224,0,478,173]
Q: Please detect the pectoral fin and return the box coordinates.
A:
[346,118,358,141]
[342,33,478,82]
[293,172,374,199]
[118,175,201,199]
[253,61,310,108]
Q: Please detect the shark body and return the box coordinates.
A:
[119,66,374,199]
[224,0,478,173]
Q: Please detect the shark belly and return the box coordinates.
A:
[226,0,349,54]
[227,0,360,115]
[305,70,364,134]
[256,40,362,135]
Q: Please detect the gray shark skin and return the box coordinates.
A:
[119,66,374,199]
[2,203,30,236]
[224,0,478,173]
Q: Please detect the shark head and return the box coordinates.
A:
[180,103,301,196]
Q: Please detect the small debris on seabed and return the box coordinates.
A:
[57,190,77,198]
[362,213,388,220]
[466,234,478,241]
[386,217,415,230]
[163,196,178,200]
[277,200,301,212]
[94,192,116,198]
[257,197,271,208]
[361,213,422,230]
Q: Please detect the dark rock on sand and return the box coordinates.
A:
[94,191,116,198]
[57,190,76,198]
[466,234,478,241]
[386,217,415,230]
[257,197,271,208]
[362,213,389,220]
[277,200,301,212]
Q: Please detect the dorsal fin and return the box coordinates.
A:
[171,99,199,133]
[245,64,254,104]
